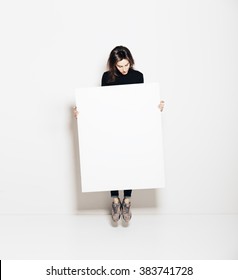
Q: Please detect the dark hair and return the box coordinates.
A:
[107,46,135,82]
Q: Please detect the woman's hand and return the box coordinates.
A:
[73,106,79,119]
[158,100,165,112]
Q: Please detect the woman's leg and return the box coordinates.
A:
[110,190,121,222]
[122,190,132,222]
[123,189,132,198]
[111,190,119,198]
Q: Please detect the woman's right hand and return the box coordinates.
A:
[73,106,79,119]
[158,100,165,112]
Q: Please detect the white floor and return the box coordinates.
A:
[0,214,237,259]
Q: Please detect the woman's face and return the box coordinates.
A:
[116,59,130,75]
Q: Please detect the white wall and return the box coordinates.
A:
[0,0,237,214]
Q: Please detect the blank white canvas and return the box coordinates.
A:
[75,83,165,192]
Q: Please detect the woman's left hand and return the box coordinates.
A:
[158,100,165,112]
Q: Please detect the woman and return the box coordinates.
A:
[74,45,164,223]
[101,46,144,223]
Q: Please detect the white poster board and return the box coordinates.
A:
[75,83,165,192]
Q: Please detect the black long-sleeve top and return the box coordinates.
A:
[101,68,144,86]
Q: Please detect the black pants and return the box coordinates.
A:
[111,189,132,198]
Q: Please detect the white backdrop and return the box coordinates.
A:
[0,0,237,214]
